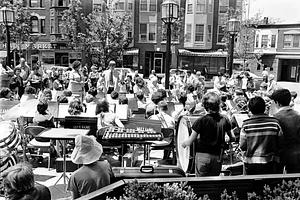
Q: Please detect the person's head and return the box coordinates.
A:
[14,67,21,76]
[63,90,72,97]
[178,91,187,105]
[108,60,116,70]
[136,91,144,101]
[72,60,81,71]
[151,76,158,86]
[85,94,95,103]
[37,99,48,115]
[157,89,167,100]
[110,90,119,100]
[126,75,132,82]
[71,135,103,165]
[32,65,39,74]
[24,86,36,95]
[260,82,268,91]
[270,89,291,107]
[135,77,144,87]
[42,89,52,101]
[248,96,265,115]
[187,70,192,77]
[68,99,84,115]
[2,162,35,200]
[119,96,128,105]
[151,92,162,105]
[20,58,25,65]
[157,101,168,112]
[91,65,97,72]
[95,100,109,114]
[88,87,97,97]
[269,74,275,81]
[186,84,194,93]
[202,92,221,113]
[0,87,12,99]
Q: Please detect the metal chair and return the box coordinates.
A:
[24,126,51,170]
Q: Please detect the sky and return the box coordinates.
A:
[248,0,300,24]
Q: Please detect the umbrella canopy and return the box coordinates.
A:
[3,99,39,121]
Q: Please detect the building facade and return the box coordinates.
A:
[253,24,300,82]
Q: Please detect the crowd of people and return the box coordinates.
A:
[1,57,300,199]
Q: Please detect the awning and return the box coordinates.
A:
[0,51,7,58]
[276,55,300,59]
[178,49,227,57]
[123,49,139,56]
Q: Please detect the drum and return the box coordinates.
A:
[176,115,200,174]
[0,121,21,150]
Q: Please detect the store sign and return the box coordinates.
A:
[0,42,54,50]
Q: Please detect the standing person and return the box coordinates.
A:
[16,58,31,83]
[9,67,24,99]
[271,89,300,173]
[182,92,235,176]
[52,73,64,101]
[68,135,115,199]
[239,96,282,175]
[125,75,135,94]
[88,65,99,89]
[266,74,277,96]
[27,66,43,94]
[2,162,51,200]
[103,60,119,94]
[67,61,85,99]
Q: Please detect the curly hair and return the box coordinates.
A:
[202,92,221,113]
[68,99,84,115]
[95,100,109,114]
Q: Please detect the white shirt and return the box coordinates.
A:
[149,112,175,129]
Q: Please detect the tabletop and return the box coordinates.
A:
[37,128,89,140]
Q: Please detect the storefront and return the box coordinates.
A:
[123,49,139,70]
[277,55,300,82]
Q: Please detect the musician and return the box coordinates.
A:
[239,96,282,175]
[103,60,119,94]
[182,92,235,176]
[95,100,124,129]
[2,162,51,200]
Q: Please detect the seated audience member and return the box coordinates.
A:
[68,99,85,116]
[290,91,297,107]
[271,89,300,173]
[110,90,119,104]
[2,162,51,200]
[95,100,124,129]
[133,77,149,96]
[145,91,162,118]
[68,135,115,199]
[9,67,24,99]
[39,88,52,102]
[239,96,282,175]
[27,65,42,93]
[85,87,98,104]
[20,86,36,103]
[0,87,13,100]
[33,99,55,128]
[233,89,248,112]
[136,91,146,109]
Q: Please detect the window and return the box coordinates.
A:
[128,31,132,39]
[29,0,43,7]
[255,34,259,47]
[284,34,300,48]
[196,0,206,12]
[208,0,213,12]
[40,0,43,7]
[149,24,156,41]
[217,26,225,43]
[293,35,300,47]
[140,0,147,11]
[40,19,45,34]
[58,0,66,7]
[219,0,229,13]
[115,1,125,10]
[50,19,55,34]
[187,4,193,13]
[261,35,268,48]
[128,2,133,10]
[207,25,212,42]
[31,16,39,33]
[58,17,63,33]
[185,24,192,42]
[149,0,156,11]
[140,23,147,41]
[50,0,55,7]
[271,35,276,47]
[195,24,204,42]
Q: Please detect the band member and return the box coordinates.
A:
[182,92,235,176]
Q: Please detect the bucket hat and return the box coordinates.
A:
[71,135,103,165]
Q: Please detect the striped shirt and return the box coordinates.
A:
[239,114,282,164]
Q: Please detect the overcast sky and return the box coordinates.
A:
[248,0,300,23]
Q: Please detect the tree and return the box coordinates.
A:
[85,2,132,68]
[0,0,36,59]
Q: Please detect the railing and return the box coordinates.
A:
[77,173,300,200]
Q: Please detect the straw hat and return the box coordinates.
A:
[71,135,103,165]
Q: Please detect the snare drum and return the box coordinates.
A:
[176,115,200,174]
[0,121,21,150]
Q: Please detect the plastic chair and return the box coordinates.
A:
[24,126,51,169]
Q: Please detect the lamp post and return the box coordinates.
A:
[227,18,240,76]
[0,7,15,68]
[161,0,179,89]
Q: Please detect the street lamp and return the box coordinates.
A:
[0,7,15,68]
[227,18,240,76]
[161,0,179,89]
